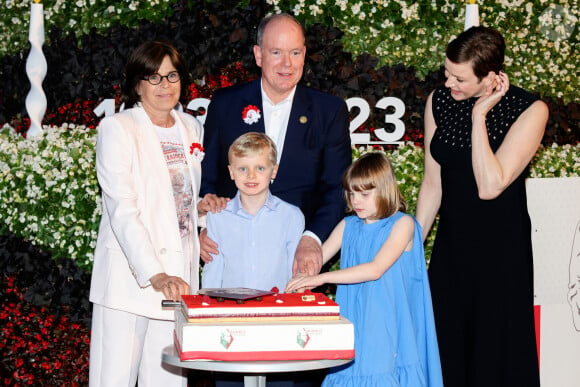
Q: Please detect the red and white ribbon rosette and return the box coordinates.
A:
[189,142,205,162]
[241,105,261,125]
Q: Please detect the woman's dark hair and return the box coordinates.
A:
[123,41,189,108]
[446,26,505,80]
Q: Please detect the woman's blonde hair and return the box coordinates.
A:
[343,152,407,219]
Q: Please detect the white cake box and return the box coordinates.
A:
[174,309,355,361]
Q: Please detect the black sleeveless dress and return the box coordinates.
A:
[428,86,541,387]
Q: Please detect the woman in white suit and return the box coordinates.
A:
[89,41,220,387]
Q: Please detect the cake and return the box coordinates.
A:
[173,289,355,361]
[180,289,340,322]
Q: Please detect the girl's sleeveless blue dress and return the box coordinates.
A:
[323,212,443,387]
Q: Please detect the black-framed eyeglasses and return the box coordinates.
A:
[142,71,180,85]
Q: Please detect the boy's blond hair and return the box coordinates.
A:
[228,132,277,165]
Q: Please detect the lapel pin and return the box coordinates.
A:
[299,115,308,124]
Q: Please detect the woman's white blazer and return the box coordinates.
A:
[90,106,203,320]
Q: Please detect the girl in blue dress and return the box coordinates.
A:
[286,152,443,387]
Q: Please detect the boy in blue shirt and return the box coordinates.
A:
[201,132,304,291]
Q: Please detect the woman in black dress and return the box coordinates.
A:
[416,26,548,387]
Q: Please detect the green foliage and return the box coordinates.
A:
[530,143,580,177]
[264,0,578,103]
[0,124,100,270]
[0,0,577,271]
[0,0,176,57]
[1,124,577,271]
[2,1,578,103]
[1,0,578,103]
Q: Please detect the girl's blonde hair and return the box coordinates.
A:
[342,152,407,219]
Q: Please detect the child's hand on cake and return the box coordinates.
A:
[150,273,190,300]
[285,274,323,293]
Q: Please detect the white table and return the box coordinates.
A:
[162,345,353,387]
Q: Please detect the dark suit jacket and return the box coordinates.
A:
[201,79,351,242]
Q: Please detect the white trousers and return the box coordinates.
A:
[89,304,186,387]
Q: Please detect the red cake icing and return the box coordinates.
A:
[181,290,340,322]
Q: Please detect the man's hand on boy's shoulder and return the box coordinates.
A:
[199,228,219,263]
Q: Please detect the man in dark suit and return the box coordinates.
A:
[200,13,351,279]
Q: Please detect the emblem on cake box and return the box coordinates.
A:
[296,329,311,348]
[220,330,234,349]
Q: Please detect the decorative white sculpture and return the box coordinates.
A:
[25,1,47,137]
[464,0,480,31]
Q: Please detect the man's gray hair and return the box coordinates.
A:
[256,13,305,46]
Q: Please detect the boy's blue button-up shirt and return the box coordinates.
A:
[202,191,305,291]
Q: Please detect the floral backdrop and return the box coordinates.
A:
[0,0,578,385]
[267,0,579,103]
[1,0,578,102]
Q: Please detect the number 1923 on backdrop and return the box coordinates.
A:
[94,96,407,145]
